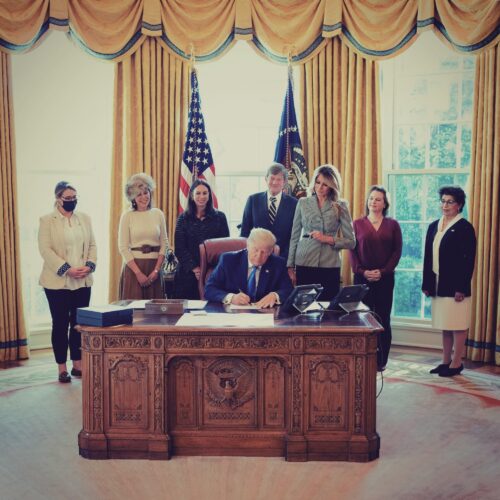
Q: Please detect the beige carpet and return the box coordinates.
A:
[1,351,500,500]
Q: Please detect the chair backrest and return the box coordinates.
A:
[198,237,248,299]
[198,237,280,299]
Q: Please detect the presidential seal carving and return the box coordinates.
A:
[205,358,255,410]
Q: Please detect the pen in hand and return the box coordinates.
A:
[235,289,252,305]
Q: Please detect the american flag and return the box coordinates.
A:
[274,66,308,198]
[178,69,217,212]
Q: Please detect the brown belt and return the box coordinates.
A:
[130,245,161,254]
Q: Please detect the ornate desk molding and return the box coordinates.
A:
[78,305,382,461]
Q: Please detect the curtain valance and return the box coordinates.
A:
[0,0,498,61]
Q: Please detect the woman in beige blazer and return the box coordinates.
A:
[38,181,97,383]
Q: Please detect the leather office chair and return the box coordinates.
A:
[198,237,280,299]
[198,237,247,299]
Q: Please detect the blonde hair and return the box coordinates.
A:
[125,173,156,208]
[247,228,276,250]
[309,164,342,201]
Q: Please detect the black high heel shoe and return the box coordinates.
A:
[58,371,71,383]
[429,362,450,374]
[439,364,464,377]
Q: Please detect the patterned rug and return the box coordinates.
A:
[383,358,500,403]
[0,362,58,394]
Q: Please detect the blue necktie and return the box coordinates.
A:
[247,266,257,302]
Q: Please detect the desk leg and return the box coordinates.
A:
[285,435,307,462]
[148,435,171,460]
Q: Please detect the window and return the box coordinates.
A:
[380,32,475,319]
[12,32,114,329]
[196,43,299,234]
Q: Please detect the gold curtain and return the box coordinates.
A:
[0,1,498,61]
[468,44,500,365]
[299,37,380,286]
[0,52,28,361]
[108,38,189,301]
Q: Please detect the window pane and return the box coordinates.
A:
[393,271,423,318]
[397,222,423,269]
[460,124,472,168]
[398,126,426,169]
[463,57,475,70]
[397,77,428,122]
[430,77,458,122]
[429,124,457,168]
[461,76,474,120]
[424,295,431,319]
[389,174,423,221]
[439,56,459,72]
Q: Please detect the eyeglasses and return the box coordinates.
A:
[440,199,457,206]
[61,196,78,202]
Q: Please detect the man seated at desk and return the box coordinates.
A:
[205,228,293,308]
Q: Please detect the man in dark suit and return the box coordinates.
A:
[205,228,293,308]
[240,163,298,261]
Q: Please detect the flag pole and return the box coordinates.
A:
[285,51,293,172]
[188,43,198,185]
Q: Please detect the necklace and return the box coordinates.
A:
[368,216,383,225]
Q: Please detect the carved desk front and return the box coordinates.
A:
[78,304,382,461]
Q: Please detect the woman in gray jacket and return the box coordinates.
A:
[38,181,97,383]
[287,165,355,300]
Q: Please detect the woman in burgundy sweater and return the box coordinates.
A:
[349,186,402,371]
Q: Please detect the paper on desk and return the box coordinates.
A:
[124,299,207,310]
[303,301,329,312]
[126,300,149,309]
[176,313,274,328]
[186,300,207,309]
[228,304,261,310]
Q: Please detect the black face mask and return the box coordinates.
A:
[62,200,77,212]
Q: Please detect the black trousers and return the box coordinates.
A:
[354,273,395,368]
[44,287,91,364]
[296,266,340,301]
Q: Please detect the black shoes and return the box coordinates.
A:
[429,363,450,374]
[439,364,464,377]
[58,371,71,383]
[71,368,82,377]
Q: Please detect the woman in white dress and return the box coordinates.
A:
[422,186,476,377]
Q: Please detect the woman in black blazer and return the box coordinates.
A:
[173,179,230,299]
[422,186,476,377]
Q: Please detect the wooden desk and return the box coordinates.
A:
[78,305,382,461]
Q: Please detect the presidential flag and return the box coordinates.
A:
[178,69,217,212]
[274,67,308,198]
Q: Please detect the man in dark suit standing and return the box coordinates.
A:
[205,228,293,308]
[240,163,298,262]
